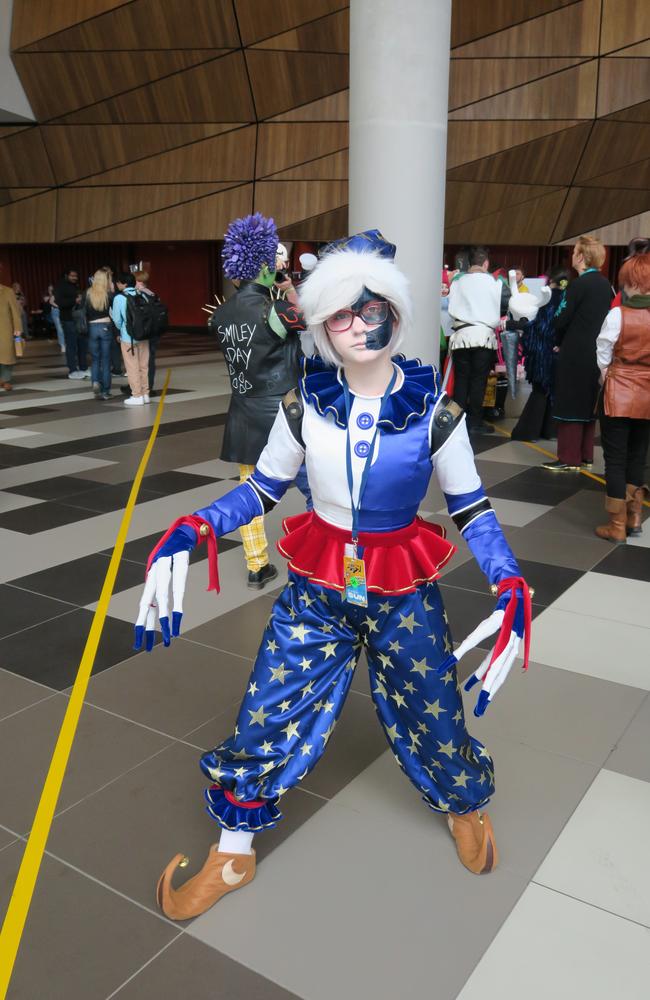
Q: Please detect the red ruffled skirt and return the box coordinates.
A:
[277,511,456,595]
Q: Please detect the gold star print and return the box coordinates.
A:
[260,761,275,777]
[378,601,392,614]
[231,747,253,760]
[321,623,334,635]
[424,765,437,780]
[288,606,297,620]
[320,641,338,659]
[424,698,446,719]
[300,680,315,699]
[389,639,403,654]
[390,691,407,709]
[398,612,422,634]
[453,709,463,724]
[430,759,443,770]
[248,706,271,727]
[441,670,454,686]
[403,680,417,694]
[269,664,292,684]
[259,740,273,755]
[300,742,313,757]
[281,720,300,742]
[313,699,323,712]
[276,784,288,797]
[300,656,312,672]
[423,595,434,612]
[323,700,335,714]
[207,764,225,782]
[443,610,449,624]
[427,632,437,645]
[453,770,470,788]
[266,639,279,654]
[377,652,393,670]
[478,746,491,760]
[436,799,451,812]
[289,623,310,643]
[436,739,456,759]
[373,680,388,700]
[478,772,487,785]
[234,725,240,738]
[417,721,430,734]
[363,616,379,633]
[234,766,247,778]
[278,753,293,769]
[299,593,315,607]
[443,634,453,654]
[407,740,419,755]
[410,656,433,678]
[278,699,291,713]
[320,723,335,745]
[248,681,259,696]
[408,729,422,748]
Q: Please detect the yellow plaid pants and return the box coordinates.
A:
[238,464,269,572]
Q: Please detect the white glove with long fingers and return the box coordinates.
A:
[437,578,532,716]
[134,524,197,652]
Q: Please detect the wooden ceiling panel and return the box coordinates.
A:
[17,0,240,52]
[57,184,235,240]
[449,57,588,110]
[451,0,576,48]
[450,61,598,120]
[445,189,568,245]
[605,100,650,123]
[453,0,600,57]
[576,159,650,190]
[253,9,349,53]
[268,90,349,122]
[445,181,562,228]
[254,180,347,228]
[245,51,348,121]
[267,149,348,181]
[66,185,254,241]
[597,58,650,118]
[575,121,650,181]
[279,205,348,240]
[53,52,255,124]
[552,187,650,241]
[41,124,239,185]
[7,188,48,201]
[610,41,650,58]
[257,123,348,177]
[0,190,57,242]
[600,0,650,55]
[235,1,347,47]
[556,209,650,245]
[11,0,128,50]
[13,50,223,121]
[446,120,581,169]
[66,127,257,185]
[0,128,55,186]
[448,123,591,186]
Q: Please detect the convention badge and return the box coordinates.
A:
[344,554,368,608]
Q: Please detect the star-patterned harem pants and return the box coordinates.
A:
[200,573,495,831]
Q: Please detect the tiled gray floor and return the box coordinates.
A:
[551,572,650,630]
[182,593,277,661]
[606,695,650,783]
[0,583,75,639]
[0,667,56,721]
[0,695,170,834]
[504,524,613,570]
[0,843,177,1000]
[9,552,147,605]
[111,934,301,999]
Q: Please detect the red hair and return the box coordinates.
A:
[618,253,650,293]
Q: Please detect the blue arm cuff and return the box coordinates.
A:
[194,481,264,537]
[462,510,521,586]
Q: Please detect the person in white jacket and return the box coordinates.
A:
[447,247,504,434]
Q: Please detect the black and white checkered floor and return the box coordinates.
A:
[1,340,648,1000]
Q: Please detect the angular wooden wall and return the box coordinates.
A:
[1,0,650,244]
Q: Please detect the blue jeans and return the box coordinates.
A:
[63,318,88,374]
[89,321,113,392]
[50,307,65,349]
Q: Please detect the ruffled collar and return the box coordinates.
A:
[301,355,440,433]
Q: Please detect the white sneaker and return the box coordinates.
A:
[81,370,90,379]
[143,394,150,403]
[68,371,84,379]
[124,395,145,406]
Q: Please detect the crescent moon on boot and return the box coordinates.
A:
[222,860,246,886]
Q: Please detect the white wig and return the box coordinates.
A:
[298,249,412,367]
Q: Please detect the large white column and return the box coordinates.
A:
[349,0,451,365]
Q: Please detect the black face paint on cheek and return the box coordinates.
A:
[352,287,393,351]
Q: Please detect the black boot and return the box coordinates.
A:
[247,563,278,590]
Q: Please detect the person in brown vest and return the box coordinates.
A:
[595,253,650,541]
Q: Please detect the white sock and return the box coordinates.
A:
[218,829,254,855]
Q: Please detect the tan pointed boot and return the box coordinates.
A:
[156,846,256,920]
[595,496,627,543]
[447,810,498,874]
[625,484,649,537]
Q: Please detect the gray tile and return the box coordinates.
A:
[529,489,609,539]
[0,824,17,850]
[0,695,170,834]
[47,741,323,914]
[0,843,176,1000]
[9,552,146,605]
[111,934,301,1000]
[0,667,55,721]
[0,583,73,639]
[189,751,528,1000]
[503,525,611,570]
[470,660,646,767]
[606,695,650,783]
[473,459,530,488]
[85,639,252,739]
[182,594,277,661]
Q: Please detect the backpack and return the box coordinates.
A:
[123,290,168,344]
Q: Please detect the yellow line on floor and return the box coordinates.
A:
[0,371,171,999]
[486,422,650,505]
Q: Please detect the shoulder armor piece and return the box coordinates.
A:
[430,394,464,455]
[282,388,304,446]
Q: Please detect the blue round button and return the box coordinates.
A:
[354,440,371,458]
[356,411,374,430]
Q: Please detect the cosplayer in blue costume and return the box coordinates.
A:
[136,233,532,920]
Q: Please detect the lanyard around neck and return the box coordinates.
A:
[342,366,398,544]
